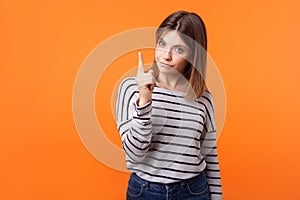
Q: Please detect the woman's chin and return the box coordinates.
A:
[157,65,179,75]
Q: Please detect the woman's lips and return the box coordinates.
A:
[159,62,172,67]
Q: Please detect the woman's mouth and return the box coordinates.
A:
[159,62,172,67]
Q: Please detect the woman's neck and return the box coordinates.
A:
[156,74,188,91]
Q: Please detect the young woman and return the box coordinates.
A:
[116,10,222,200]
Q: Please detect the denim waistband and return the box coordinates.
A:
[131,172,205,191]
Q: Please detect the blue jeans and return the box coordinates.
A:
[126,172,210,200]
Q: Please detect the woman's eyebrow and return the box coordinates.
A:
[158,38,188,49]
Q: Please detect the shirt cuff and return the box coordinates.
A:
[134,98,152,116]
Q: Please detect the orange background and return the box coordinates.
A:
[1,0,300,199]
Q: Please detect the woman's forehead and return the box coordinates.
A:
[159,30,188,47]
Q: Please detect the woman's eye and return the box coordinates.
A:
[158,41,165,47]
[174,47,184,54]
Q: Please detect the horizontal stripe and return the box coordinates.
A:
[211,192,223,195]
[117,119,131,132]
[132,116,151,120]
[136,110,151,116]
[126,159,201,174]
[206,161,219,165]
[151,141,200,150]
[152,98,205,112]
[131,127,151,137]
[145,155,205,166]
[152,123,202,134]
[208,184,222,188]
[149,148,199,157]
[154,132,201,141]
[123,141,145,158]
[206,169,220,172]
[136,101,152,110]
[120,128,129,138]
[127,134,150,151]
[132,135,150,144]
[152,114,203,125]
[153,91,184,98]
[152,106,202,116]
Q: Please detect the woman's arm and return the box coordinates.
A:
[200,92,223,200]
[116,77,153,162]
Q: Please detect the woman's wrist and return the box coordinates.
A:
[137,97,151,107]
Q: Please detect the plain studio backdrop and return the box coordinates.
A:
[1,0,299,199]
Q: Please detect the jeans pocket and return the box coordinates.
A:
[127,178,145,198]
[186,181,209,196]
[186,174,210,196]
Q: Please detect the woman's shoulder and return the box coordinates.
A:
[117,77,138,94]
[196,90,214,106]
[198,89,213,99]
[118,77,138,89]
[119,76,136,86]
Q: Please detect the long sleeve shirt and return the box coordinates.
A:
[116,77,222,199]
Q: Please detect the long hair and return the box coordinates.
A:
[152,10,208,101]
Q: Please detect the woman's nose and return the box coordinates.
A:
[163,49,172,60]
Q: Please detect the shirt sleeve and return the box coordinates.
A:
[200,92,223,200]
[115,77,153,162]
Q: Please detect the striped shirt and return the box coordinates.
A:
[116,77,222,199]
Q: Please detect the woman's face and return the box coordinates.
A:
[155,30,190,76]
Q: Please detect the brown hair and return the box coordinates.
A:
[152,10,208,101]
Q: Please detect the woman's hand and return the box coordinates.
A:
[135,52,155,106]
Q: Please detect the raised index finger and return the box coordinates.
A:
[138,52,144,74]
